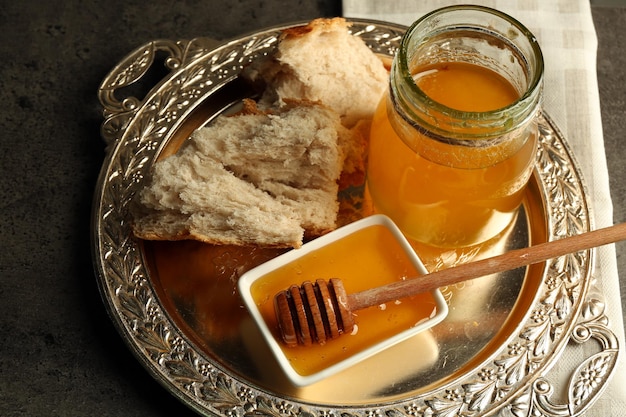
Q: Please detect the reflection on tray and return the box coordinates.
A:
[146,179,544,403]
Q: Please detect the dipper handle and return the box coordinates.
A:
[274,222,626,347]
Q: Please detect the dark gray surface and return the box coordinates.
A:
[0,1,623,416]
[595,6,626,317]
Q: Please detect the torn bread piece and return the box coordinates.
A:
[132,100,349,248]
[243,17,388,187]
[246,17,389,129]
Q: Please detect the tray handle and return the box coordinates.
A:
[507,296,621,416]
[97,38,219,147]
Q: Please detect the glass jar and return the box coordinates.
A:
[367,5,544,247]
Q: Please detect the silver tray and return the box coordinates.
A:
[92,19,620,416]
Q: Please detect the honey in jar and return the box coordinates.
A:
[367,5,544,247]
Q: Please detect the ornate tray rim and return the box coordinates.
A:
[91,19,620,417]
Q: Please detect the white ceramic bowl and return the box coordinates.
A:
[238,214,448,386]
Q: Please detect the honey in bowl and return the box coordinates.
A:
[238,215,447,386]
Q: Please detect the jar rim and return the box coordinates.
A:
[396,5,544,122]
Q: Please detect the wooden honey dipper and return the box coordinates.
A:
[274,222,626,347]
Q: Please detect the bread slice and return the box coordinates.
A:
[243,17,388,186]
[132,100,348,248]
[246,17,389,129]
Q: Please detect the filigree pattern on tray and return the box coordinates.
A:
[92,20,619,416]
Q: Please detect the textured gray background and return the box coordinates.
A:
[0,1,623,415]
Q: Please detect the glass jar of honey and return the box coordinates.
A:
[367,5,544,247]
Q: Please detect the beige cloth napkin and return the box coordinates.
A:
[342,0,626,415]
